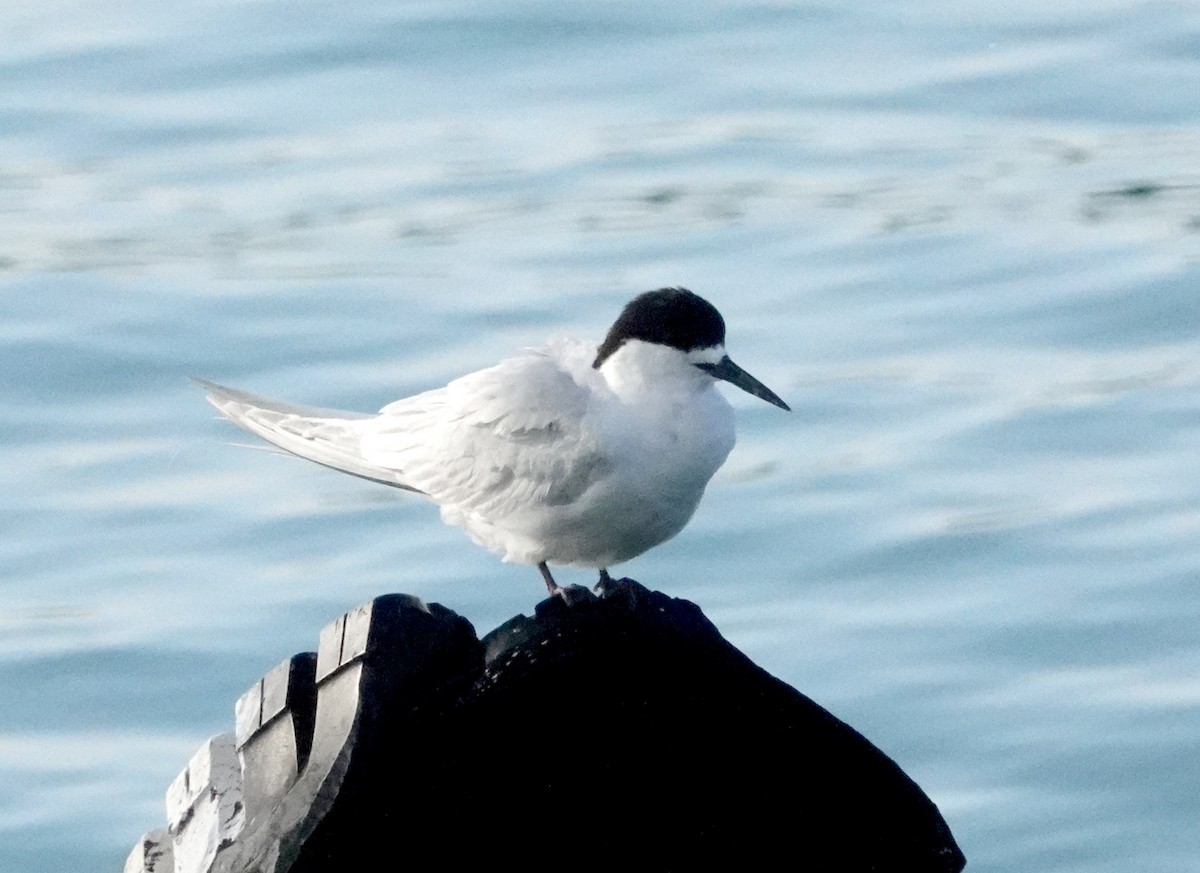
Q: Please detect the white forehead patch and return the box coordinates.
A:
[685,344,727,366]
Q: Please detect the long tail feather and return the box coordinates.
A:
[195,378,424,493]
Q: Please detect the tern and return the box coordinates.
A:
[198,287,789,595]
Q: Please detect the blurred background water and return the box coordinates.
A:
[2,1,1199,870]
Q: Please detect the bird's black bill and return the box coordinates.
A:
[696,356,791,411]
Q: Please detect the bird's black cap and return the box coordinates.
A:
[593,288,726,369]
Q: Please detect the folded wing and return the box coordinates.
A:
[196,378,424,492]
[198,342,611,520]
[359,345,611,519]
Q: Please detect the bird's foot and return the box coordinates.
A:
[597,567,633,594]
[552,584,596,606]
[536,563,598,607]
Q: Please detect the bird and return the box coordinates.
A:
[198,287,790,596]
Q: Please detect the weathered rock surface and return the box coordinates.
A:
[127,578,965,873]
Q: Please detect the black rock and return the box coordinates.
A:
[156,580,964,873]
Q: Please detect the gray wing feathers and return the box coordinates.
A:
[195,379,423,492]
[358,350,608,515]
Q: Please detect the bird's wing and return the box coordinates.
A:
[196,378,424,492]
[359,345,612,516]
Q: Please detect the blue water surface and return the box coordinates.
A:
[2,2,1199,870]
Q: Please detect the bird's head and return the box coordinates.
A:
[593,288,790,411]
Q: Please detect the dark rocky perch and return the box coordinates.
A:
[126,578,966,873]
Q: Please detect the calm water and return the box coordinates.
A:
[3,2,1199,870]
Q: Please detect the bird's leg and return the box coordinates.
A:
[537,561,559,595]
[598,568,613,586]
